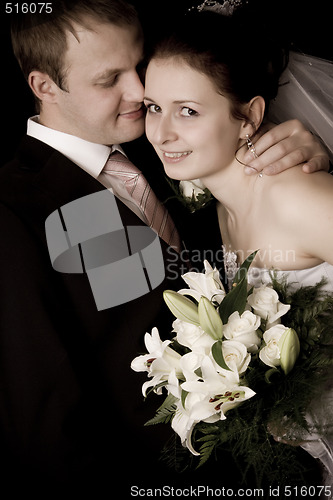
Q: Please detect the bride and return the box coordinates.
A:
[143,1,333,487]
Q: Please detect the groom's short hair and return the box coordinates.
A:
[11,0,140,91]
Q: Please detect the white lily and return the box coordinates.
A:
[180,351,205,381]
[131,327,172,373]
[181,356,255,421]
[131,327,182,396]
[168,370,216,456]
[178,260,226,304]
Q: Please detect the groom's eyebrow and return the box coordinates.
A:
[93,68,121,81]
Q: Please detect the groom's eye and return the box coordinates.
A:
[98,74,120,88]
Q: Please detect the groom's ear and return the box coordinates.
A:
[28,71,59,105]
[240,96,266,137]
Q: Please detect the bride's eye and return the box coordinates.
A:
[180,107,198,117]
[145,103,161,114]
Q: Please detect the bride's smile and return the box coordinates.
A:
[161,150,192,162]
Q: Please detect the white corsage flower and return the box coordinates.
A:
[223,310,261,352]
[178,260,226,304]
[259,324,289,368]
[179,179,206,199]
[247,285,290,327]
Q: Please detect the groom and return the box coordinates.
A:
[0,0,328,493]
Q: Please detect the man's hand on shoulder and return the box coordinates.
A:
[244,119,330,176]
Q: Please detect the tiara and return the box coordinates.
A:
[189,0,246,16]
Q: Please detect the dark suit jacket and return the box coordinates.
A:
[0,135,225,494]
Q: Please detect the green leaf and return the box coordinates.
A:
[145,394,178,426]
[219,251,258,324]
[264,367,279,384]
[211,340,232,371]
[196,432,219,468]
[181,389,189,409]
[233,250,258,285]
[219,276,248,324]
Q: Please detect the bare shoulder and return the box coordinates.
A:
[264,167,333,223]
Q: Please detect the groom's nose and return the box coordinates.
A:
[122,70,145,102]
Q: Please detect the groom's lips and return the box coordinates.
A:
[119,106,145,120]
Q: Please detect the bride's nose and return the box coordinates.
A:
[149,115,178,145]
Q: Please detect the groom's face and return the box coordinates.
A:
[49,20,145,145]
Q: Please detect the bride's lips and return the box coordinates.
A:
[161,150,192,163]
[118,106,145,120]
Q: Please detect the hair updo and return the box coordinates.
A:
[148,10,288,123]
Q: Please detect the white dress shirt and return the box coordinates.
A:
[27,116,147,222]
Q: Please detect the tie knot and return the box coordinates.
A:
[104,150,141,177]
[101,149,182,252]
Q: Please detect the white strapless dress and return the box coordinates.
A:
[224,250,333,489]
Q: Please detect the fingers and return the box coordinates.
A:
[243,120,305,163]
[243,119,329,176]
[245,141,305,176]
[301,154,330,173]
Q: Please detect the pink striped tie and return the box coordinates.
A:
[103,151,182,252]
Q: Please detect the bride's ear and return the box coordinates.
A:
[240,96,266,138]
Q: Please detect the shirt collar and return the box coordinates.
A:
[27,116,124,178]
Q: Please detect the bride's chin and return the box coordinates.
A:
[162,164,190,182]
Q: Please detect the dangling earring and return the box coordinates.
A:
[235,134,263,177]
[245,134,258,159]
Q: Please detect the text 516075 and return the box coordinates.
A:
[5,3,52,14]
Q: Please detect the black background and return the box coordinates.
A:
[0,0,331,165]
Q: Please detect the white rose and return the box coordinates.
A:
[247,285,290,326]
[259,324,289,368]
[222,340,251,376]
[179,179,206,199]
[223,310,261,352]
[172,318,214,353]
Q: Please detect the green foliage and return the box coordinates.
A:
[163,177,214,212]
[158,274,333,487]
[145,394,178,426]
[219,251,257,323]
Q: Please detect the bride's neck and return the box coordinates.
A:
[201,156,262,219]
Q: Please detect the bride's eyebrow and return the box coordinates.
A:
[143,97,201,106]
[172,100,201,105]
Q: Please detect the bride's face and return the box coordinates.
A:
[144,57,243,182]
